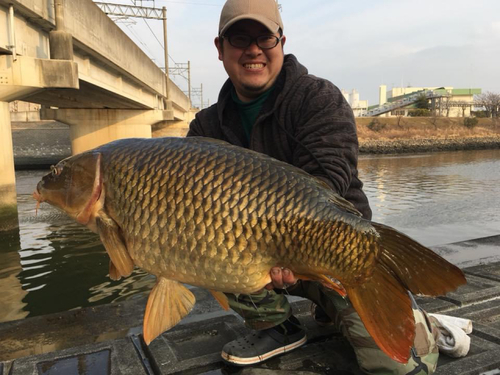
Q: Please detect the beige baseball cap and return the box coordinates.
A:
[218,0,283,36]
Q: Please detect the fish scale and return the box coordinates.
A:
[34,136,466,363]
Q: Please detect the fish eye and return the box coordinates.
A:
[50,165,61,176]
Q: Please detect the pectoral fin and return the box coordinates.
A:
[95,213,134,280]
[143,278,196,345]
[316,274,347,298]
[210,290,230,311]
[109,260,121,281]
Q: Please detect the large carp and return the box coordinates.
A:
[33,137,466,363]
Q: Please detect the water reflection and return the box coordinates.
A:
[1,184,155,323]
[0,229,28,322]
[0,149,499,323]
[358,150,500,245]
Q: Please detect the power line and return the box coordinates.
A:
[125,23,157,58]
[142,18,177,65]
[94,1,203,105]
[161,1,220,6]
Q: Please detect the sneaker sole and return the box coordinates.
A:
[221,335,307,366]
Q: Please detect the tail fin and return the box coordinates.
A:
[346,264,415,363]
[346,222,467,363]
[372,222,467,296]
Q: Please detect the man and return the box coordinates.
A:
[187,0,439,373]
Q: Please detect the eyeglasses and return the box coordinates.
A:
[222,34,282,49]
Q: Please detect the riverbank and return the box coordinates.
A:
[357,117,500,154]
[10,117,500,168]
[360,136,500,154]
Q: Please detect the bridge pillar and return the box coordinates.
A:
[42,108,174,154]
[0,102,19,231]
[152,109,197,137]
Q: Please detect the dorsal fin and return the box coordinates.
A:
[326,193,362,217]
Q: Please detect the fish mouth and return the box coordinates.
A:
[32,187,43,203]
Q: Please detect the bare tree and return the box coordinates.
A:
[475,91,500,118]
[452,101,471,117]
[440,97,452,117]
[396,115,406,129]
[428,111,439,130]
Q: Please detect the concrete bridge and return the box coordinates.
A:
[0,0,195,230]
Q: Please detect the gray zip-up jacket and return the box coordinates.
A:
[187,54,371,219]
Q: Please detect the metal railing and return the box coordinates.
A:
[362,89,451,117]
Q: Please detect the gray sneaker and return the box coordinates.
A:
[221,324,307,366]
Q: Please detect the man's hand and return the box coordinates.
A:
[265,267,298,290]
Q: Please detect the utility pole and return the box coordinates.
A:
[188,61,191,107]
[162,6,168,96]
[190,84,206,109]
[94,2,169,97]
[169,61,192,107]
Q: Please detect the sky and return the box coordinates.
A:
[105,0,500,108]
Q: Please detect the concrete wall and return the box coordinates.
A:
[1,0,193,113]
[9,101,41,121]
[152,108,197,138]
[0,102,19,231]
[12,121,71,167]
[0,0,167,97]
[63,0,166,97]
[0,0,53,58]
[168,78,191,115]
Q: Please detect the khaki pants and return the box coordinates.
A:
[225,281,440,375]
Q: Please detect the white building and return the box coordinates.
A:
[341,89,369,117]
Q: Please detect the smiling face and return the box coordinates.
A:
[215,19,286,102]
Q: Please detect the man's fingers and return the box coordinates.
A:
[266,267,298,289]
[270,267,284,288]
[282,268,297,286]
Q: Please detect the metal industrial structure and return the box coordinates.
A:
[94,1,203,109]
[363,89,451,117]
[93,2,170,97]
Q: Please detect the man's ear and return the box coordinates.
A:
[215,37,223,61]
[281,35,286,49]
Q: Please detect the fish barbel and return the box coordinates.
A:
[33,137,466,363]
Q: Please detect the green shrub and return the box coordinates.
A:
[409,109,431,117]
[463,117,478,129]
[367,119,386,132]
[473,111,489,118]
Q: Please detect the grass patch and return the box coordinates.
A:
[356,117,500,141]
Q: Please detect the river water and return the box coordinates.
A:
[1,149,499,323]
